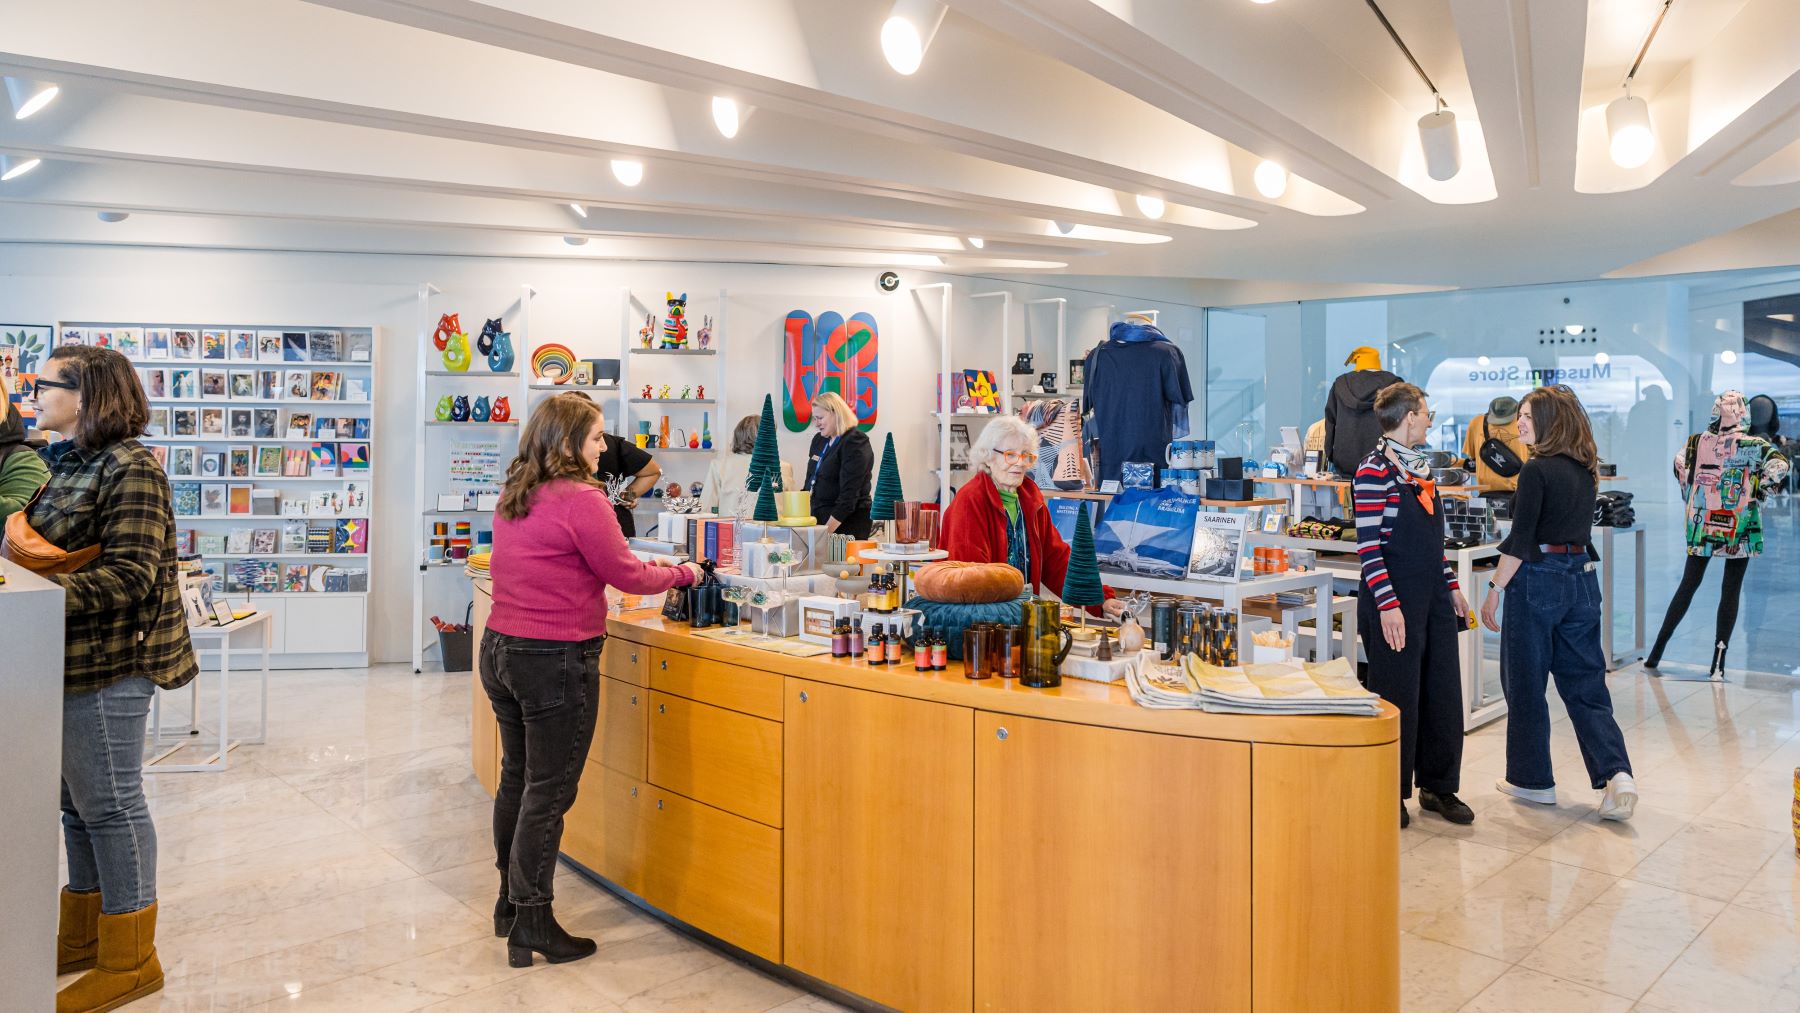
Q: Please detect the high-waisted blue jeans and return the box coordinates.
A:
[62,677,158,914]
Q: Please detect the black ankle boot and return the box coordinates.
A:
[1708,641,1728,681]
[506,902,596,967]
[494,870,515,938]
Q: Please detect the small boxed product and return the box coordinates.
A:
[657,512,690,546]
[747,597,800,638]
[798,595,859,646]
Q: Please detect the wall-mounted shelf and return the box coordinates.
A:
[629,347,716,356]
[631,398,715,405]
[425,370,519,377]
[422,420,519,428]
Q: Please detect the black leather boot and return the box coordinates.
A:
[494,870,515,938]
[506,902,596,967]
[1708,641,1728,681]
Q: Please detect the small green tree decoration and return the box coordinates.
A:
[1062,503,1104,624]
[748,394,783,523]
[870,433,905,522]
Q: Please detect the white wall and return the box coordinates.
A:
[0,244,1204,664]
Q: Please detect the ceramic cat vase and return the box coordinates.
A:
[471,395,491,422]
[450,394,471,422]
[434,395,454,421]
[486,330,515,373]
[441,330,472,372]
[489,396,511,423]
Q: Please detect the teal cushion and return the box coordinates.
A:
[906,594,1028,660]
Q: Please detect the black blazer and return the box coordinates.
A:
[804,429,873,538]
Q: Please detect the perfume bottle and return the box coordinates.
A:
[848,621,865,659]
[866,625,886,665]
[831,619,848,658]
[913,627,932,672]
[885,624,904,665]
[930,631,948,671]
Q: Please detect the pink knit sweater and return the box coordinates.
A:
[487,480,692,641]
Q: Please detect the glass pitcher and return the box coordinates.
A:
[1019,599,1072,688]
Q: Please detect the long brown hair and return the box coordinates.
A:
[1522,385,1599,480]
[47,345,149,450]
[497,393,603,520]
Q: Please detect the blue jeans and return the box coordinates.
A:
[1500,556,1633,791]
[62,677,158,914]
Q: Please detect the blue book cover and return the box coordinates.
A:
[1092,487,1198,578]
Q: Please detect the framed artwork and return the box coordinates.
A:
[1068,359,1086,387]
[781,309,878,432]
[147,407,170,437]
[0,324,52,373]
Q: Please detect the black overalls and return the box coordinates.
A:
[1357,477,1464,800]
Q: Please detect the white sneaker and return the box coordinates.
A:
[1598,772,1637,822]
[1496,779,1557,805]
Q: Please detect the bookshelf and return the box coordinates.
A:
[615,287,729,502]
[57,321,378,669]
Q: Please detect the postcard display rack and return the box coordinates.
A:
[62,322,376,668]
[613,287,729,529]
[411,284,534,673]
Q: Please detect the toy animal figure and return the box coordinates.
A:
[434,396,453,421]
[450,395,471,422]
[433,312,460,351]
[696,315,713,350]
[661,292,689,348]
[489,396,511,423]
[471,396,491,422]
[477,317,503,356]
[639,312,656,349]
[679,386,691,400]
[486,331,515,373]
[441,330,472,372]
[695,385,704,399]
[641,384,653,399]
[658,384,672,399]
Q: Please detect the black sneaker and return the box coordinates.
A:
[1419,789,1475,825]
[1400,802,1410,829]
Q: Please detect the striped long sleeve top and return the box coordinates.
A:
[1353,449,1460,611]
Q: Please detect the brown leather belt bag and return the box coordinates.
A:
[2,486,102,575]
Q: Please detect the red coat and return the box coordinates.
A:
[939,471,1110,610]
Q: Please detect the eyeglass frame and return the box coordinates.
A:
[30,376,78,398]
[996,448,1039,466]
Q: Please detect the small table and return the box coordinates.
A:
[148,611,271,773]
[859,548,950,603]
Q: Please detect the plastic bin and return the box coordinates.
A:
[437,603,474,672]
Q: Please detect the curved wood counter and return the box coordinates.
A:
[470,586,1400,1013]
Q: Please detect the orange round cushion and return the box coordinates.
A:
[913,561,1024,604]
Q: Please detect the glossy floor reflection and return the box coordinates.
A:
[68,659,1797,1011]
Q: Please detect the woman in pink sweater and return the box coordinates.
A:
[482,393,698,967]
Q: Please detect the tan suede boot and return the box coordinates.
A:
[56,901,163,1013]
[56,888,101,975]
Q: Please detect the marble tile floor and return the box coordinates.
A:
[64,661,1799,1011]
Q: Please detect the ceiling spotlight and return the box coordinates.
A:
[1564,324,1585,335]
[881,0,948,76]
[568,202,587,218]
[1052,220,1075,235]
[1251,0,1277,4]
[563,235,589,246]
[1594,351,1610,365]
[1253,160,1288,199]
[1418,108,1460,181]
[711,96,755,139]
[610,159,644,187]
[1721,349,1738,364]
[1,156,42,181]
[967,236,985,249]
[1606,94,1655,169]
[5,78,59,120]
[1477,356,1491,366]
[97,211,129,223]
[1135,194,1166,219]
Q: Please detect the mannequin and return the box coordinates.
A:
[1324,345,1403,477]
[1645,390,1789,678]
[1462,395,1529,492]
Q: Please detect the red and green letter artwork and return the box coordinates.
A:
[782,311,878,432]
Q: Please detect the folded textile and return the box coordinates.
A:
[1125,654,1382,716]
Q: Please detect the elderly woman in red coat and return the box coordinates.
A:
[939,415,1122,616]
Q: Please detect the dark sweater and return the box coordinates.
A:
[1497,454,1598,561]
[803,429,873,537]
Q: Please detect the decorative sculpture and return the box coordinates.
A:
[661,292,689,348]
[489,396,511,423]
[658,384,672,399]
[679,386,691,400]
[476,317,503,356]
[450,394,471,422]
[641,384,653,399]
[639,312,656,349]
[434,395,453,421]
[441,330,472,372]
[433,312,460,351]
[701,412,712,450]
[696,315,713,350]
[486,330,515,373]
[471,395,491,422]
[696,385,705,399]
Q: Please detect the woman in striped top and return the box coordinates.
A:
[1354,382,1473,829]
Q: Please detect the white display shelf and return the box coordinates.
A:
[630,398,715,405]
[200,552,368,560]
[178,514,369,521]
[145,436,365,445]
[176,475,368,484]
[150,398,372,406]
[422,420,518,428]
[134,358,372,368]
[529,382,619,391]
[423,508,494,516]
[235,590,367,598]
[425,370,519,377]
[629,347,716,355]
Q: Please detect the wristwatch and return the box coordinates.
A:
[1487,579,1505,591]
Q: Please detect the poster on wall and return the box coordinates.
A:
[1,324,52,420]
[781,310,879,432]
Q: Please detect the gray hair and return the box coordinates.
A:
[968,415,1037,476]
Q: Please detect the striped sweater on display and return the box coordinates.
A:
[1353,448,1460,611]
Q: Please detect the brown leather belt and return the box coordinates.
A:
[1539,543,1584,554]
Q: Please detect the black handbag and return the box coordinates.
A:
[1477,417,1524,479]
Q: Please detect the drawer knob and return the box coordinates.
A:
[657,703,666,714]
[656,798,664,810]
[630,652,638,663]
[630,694,638,706]
[996,727,1009,741]
[630,786,637,798]
[660,660,668,670]
[798,690,809,703]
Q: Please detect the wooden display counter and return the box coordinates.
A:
[469,581,1400,1012]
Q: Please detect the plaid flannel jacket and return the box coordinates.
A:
[30,439,197,694]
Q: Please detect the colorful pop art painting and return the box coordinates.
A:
[782,310,878,432]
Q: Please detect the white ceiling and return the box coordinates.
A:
[1,0,1799,291]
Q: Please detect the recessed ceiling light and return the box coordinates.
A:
[1,156,42,181]
[1564,324,1584,335]
[967,236,985,249]
[1253,160,1287,199]
[1607,94,1654,169]
[563,235,589,246]
[610,159,644,187]
[1135,194,1166,219]
[1052,220,1075,235]
[568,202,587,218]
[1721,349,1738,364]
[881,0,948,76]
[97,211,129,223]
[5,78,58,120]
[1594,351,1610,365]
[711,96,754,139]
[1477,355,1490,366]
[1251,0,1277,4]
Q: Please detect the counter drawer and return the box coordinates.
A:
[640,784,782,963]
[561,759,608,874]
[648,648,783,721]
[603,638,649,687]
[648,692,782,827]
[599,677,647,779]
[596,769,650,896]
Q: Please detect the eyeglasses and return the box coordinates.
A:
[31,376,77,397]
[997,449,1039,466]
[1413,409,1437,423]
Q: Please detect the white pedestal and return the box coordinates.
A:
[0,563,65,1011]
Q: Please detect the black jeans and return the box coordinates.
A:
[480,629,604,906]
